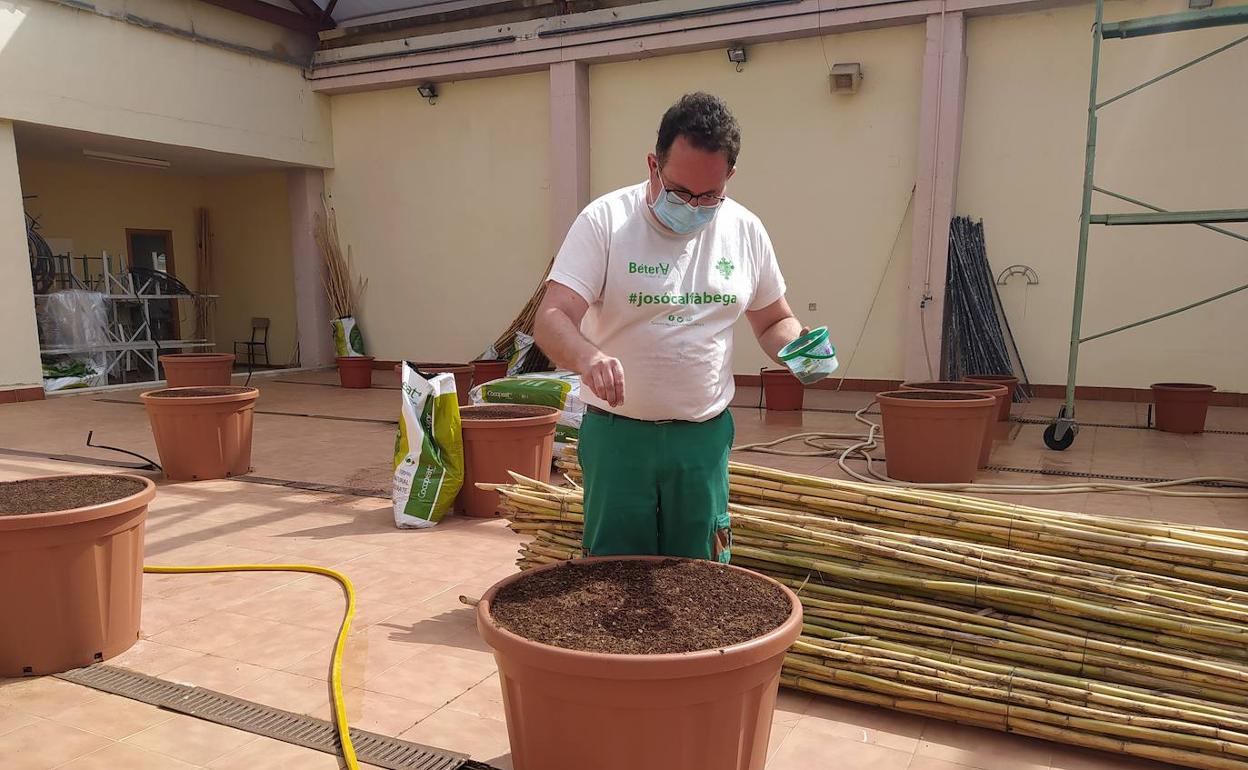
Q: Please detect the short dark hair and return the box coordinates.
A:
[655,93,741,169]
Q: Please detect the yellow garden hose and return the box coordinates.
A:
[142,563,359,770]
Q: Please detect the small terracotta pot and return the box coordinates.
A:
[963,374,1019,421]
[900,381,1009,468]
[477,556,803,770]
[159,353,235,388]
[459,404,559,517]
[877,390,995,483]
[0,474,155,676]
[336,356,375,389]
[1151,383,1216,434]
[141,386,259,481]
[412,363,475,406]
[761,369,803,411]
[471,359,510,387]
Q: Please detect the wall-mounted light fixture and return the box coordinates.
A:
[417,83,438,104]
[829,62,863,94]
[726,45,747,73]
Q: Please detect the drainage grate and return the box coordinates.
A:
[57,665,486,770]
[985,464,1244,488]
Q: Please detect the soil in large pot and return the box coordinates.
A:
[479,557,802,770]
[491,559,791,654]
[0,474,154,676]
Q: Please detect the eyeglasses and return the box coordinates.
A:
[657,169,727,209]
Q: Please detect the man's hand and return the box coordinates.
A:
[582,352,626,407]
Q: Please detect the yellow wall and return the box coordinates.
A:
[589,26,925,378]
[0,121,41,389]
[0,0,331,167]
[16,156,296,365]
[204,171,298,366]
[958,0,1248,390]
[326,72,552,362]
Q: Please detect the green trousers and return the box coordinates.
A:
[579,409,734,563]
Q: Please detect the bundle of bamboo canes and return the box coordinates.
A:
[494,453,1248,770]
[487,257,554,374]
[314,202,366,319]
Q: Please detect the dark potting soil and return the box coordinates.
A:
[0,475,146,515]
[462,405,556,421]
[148,386,254,398]
[489,559,791,654]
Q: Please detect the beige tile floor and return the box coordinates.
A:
[1,372,1245,769]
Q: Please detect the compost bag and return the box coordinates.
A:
[393,362,464,528]
[469,370,583,455]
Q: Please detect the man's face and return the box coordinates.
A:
[647,136,735,205]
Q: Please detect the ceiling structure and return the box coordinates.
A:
[203,0,520,33]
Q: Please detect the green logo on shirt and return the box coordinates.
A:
[715,257,734,280]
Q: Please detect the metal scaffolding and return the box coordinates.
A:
[1044,0,1248,450]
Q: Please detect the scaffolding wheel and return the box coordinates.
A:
[1044,421,1078,451]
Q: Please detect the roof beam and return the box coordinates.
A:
[197,0,323,33]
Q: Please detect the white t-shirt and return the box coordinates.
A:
[549,181,787,422]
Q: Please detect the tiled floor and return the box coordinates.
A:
[1,370,1244,769]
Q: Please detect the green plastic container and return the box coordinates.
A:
[777,326,838,385]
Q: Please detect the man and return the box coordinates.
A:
[535,92,805,563]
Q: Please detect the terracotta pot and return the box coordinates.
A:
[0,474,155,676]
[459,404,559,517]
[900,381,1009,468]
[336,355,375,389]
[395,362,475,406]
[477,556,803,770]
[141,386,259,481]
[877,390,995,483]
[159,353,235,388]
[963,374,1019,421]
[471,359,510,386]
[1151,383,1216,434]
[761,369,803,411]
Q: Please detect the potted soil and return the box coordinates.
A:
[336,355,375,389]
[159,352,235,388]
[963,374,1019,421]
[760,369,803,411]
[877,390,996,483]
[1151,383,1216,434]
[459,404,559,517]
[141,386,259,481]
[900,381,1009,468]
[471,358,510,387]
[0,474,155,676]
[477,557,803,770]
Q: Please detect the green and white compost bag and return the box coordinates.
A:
[470,370,583,454]
[393,363,464,528]
[332,315,367,357]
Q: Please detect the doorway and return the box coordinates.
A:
[125,228,180,341]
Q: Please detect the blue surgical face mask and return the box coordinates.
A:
[650,171,722,235]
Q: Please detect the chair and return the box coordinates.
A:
[234,317,270,367]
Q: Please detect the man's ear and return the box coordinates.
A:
[727,166,737,181]
[647,153,659,173]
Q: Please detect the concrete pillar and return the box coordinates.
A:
[287,167,335,368]
[0,121,44,399]
[549,61,591,251]
[904,12,967,382]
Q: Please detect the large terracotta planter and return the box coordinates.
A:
[471,359,510,387]
[761,369,803,411]
[141,386,259,481]
[964,374,1019,421]
[459,404,559,517]
[477,556,803,770]
[336,355,375,389]
[0,474,155,676]
[901,381,1009,468]
[1151,383,1216,434]
[877,390,995,483]
[160,353,235,388]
